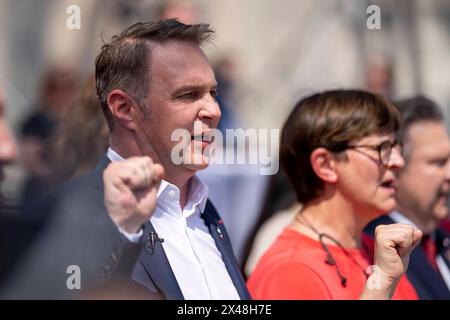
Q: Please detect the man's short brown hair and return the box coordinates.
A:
[280,89,400,204]
[394,96,444,162]
[95,19,214,130]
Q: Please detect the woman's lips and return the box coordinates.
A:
[380,179,397,193]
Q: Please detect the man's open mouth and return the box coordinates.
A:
[191,133,212,143]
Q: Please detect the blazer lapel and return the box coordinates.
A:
[92,155,112,189]
[202,200,251,300]
[136,221,184,300]
[408,241,450,299]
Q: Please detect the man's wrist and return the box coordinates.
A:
[111,216,144,234]
[119,227,144,244]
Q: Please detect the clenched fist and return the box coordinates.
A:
[361,223,422,299]
[103,157,164,233]
[373,223,422,283]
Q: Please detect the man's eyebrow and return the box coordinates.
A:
[172,83,217,95]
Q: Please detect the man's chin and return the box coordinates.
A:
[184,161,210,172]
[180,153,212,171]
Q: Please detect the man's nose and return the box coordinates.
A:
[198,95,221,128]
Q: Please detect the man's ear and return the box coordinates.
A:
[107,89,138,131]
[310,148,338,184]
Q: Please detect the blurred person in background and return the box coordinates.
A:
[213,54,241,133]
[0,90,19,207]
[1,74,109,287]
[49,74,109,182]
[34,65,78,120]
[157,0,198,25]
[365,55,393,98]
[365,96,450,299]
[20,112,55,205]
[20,65,78,204]
[0,89,23,284]
[248,90,421,299]
[20,74,109,222]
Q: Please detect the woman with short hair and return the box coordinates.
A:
[248,90,421,299]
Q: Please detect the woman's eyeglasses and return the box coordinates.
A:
[345,140,401,166]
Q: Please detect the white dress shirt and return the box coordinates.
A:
[389,211,450,290]
[107,148,240,300]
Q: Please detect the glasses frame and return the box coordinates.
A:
[345,140,400,166]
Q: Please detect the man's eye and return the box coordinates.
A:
[210,90,217,99]
[431,158,449,166]
[179,92,197,100]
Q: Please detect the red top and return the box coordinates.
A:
[247,228,418,300]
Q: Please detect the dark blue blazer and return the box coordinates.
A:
[365,215,450,300]
[2,156,250,300]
